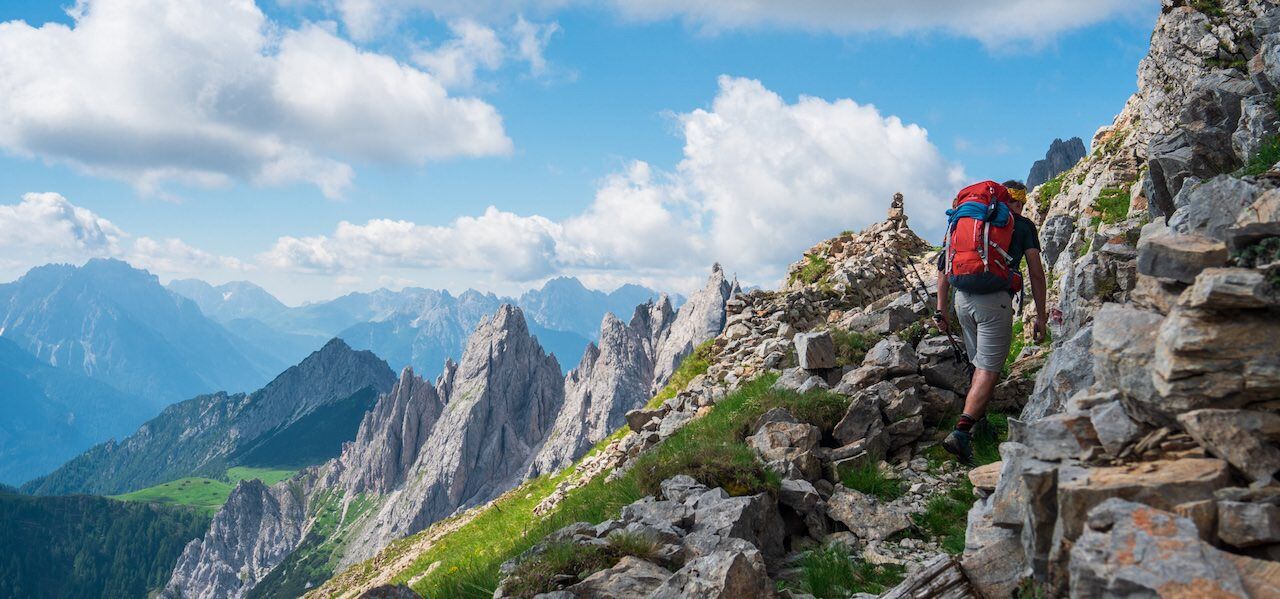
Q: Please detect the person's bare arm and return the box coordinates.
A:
[1026,248,1049,342]
[935,264,951,333]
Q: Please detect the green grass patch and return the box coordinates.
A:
[786,543,905,598]
[1241,136,1280,176]
[645,340,715,409]
[1089,186,1130,226]
[1036,173,1065,215]
[226,466,295,486]
[503,532,659,598]
[912,481,975,555]
[111,467,297,517]
[111,477,233,516]
[790,254,831,286]
[837,463,904,502]
[388,376,853,598]
[831,329,881,367]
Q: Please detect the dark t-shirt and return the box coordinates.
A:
[936,214,1042,276]
[1008,215,1041,272]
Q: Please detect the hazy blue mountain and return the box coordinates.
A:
[0,337,157,486]
[333,288,587,378]
[0,259,278,404]
[23,339,396,496]
[518,277,676,340]
[167,279,288,322]
[168,274,668,380]
[0,492,209,599]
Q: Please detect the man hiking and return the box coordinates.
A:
[935,180,1048,465]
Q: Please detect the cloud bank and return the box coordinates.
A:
[264,76,964,289]
[0,0,512,199]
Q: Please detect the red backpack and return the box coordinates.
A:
[944,181,1023,294]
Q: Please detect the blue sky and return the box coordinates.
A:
[0,0,1158,304]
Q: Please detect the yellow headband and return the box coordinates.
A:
[1008,188,1027,203]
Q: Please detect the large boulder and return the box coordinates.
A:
[916,336,970,396]
[650,550,774,599]
[1227,189,1280,251]
[1022,325,1094,421]
[1089,304,1164,423]
[825,485,912,541]
[567,556,673,597]
[1070,499,1251,598]
[832,383,891,447]
[837,338,918,389]
[795,332,836,370]
[1233,94,1280,162]
[1153,306,1280,413]
[1168,175,1262,241]
[881,554,977,599]
[1219,501,1280,549]
[1183,267,1280,310]
[689,492,785,560]
[1177,409,1280,483]
[962,496,1028,598]
[1054,458,1232,545]
[746,421,822,481]
[1040,213,1077,269]
[1136,230,1229,284]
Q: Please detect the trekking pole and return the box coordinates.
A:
[892,260,971,370]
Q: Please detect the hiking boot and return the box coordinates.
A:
[943,430,975,467]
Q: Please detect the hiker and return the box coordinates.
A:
[934,180,1047,465]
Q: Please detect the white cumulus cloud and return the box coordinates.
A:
[261,206,562,281]
[263,76,964,290]
[0,192,245,280]
[0,0,511,199]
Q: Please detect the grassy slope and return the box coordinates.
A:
[314,374,865,598]
[112,467,295,516]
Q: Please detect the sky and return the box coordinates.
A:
[0,0,1160,305]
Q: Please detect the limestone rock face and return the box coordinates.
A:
[1027,137,1087,189]
[346,305,565,561]
[1178,409,1280,483]
[652,265,735,391]
[162,479,309,599]
[331,367,445,495]
[528,299,675,476]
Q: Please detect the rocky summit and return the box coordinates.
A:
[1027,137,1088,190]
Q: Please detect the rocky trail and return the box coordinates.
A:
[165,1,1280,597]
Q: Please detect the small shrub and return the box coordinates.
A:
[830,329,881,367]
[838,462,904,502]
[1241,136,1280,176]
[788,543,905,598]
[1192,0,1225,18]
[896,320,927,347]
[791,254,831,286]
